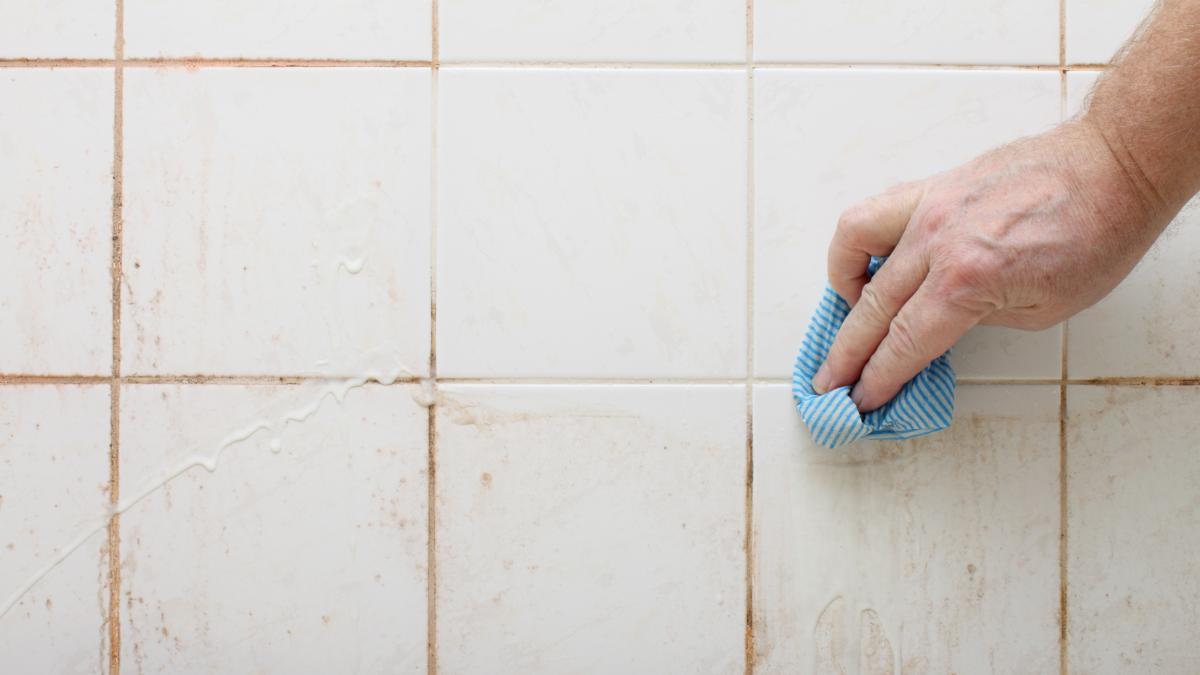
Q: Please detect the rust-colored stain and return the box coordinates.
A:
[108,1,125,669]
[426,403,438,675]
[479,471,492,488]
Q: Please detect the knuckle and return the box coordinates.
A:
[939,246,1004,297]
[885,313,923,361]
[855,283,893,325]
[835,203,873,242]
[913,199,952,234]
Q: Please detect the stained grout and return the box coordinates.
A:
[0,57,1112,72]
[5,374,1200,387]
[742,0,756,668]
[121,374,344,385]
[107,0,125,671]
[1058,3,1070,672]
[427,1,440,673]
[126,58,433,68]
[0,374,111,384]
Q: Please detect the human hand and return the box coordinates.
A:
[813,120,1172,412]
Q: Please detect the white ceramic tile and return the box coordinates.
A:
[752,384,1060,672]
[435,385,745,672]
[0,386,110,674]
[122,68,431,377]
[1067,386,1200,672]
[755,0,1057,65]
[754,69,1062,380]
[438,69,747,378]
[125,0,430,60]
[440,0,744,62]
[1066,0,1156,64]
[0,1,112,58]
[1066,71,1200,377]
[119,383,429,673]
[0,70,112,375]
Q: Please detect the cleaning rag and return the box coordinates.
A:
[792,257,956,449]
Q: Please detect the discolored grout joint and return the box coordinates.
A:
[0,58,1112,71]
[743,0,757,672]
[427,2,440,672]
[107,0,125,671]
[2,374,1200,387]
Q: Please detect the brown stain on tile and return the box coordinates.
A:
[859,609,895,675]
[479,471,492,488]
[813,596,846,675]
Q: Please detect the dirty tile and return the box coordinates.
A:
[0,386,110,674]
[755,0,1057,65]
[0,0,112,58]
[125,0,430,60]
[1066,0,1155,64]
[436,385,745,672]
[118,383,429,673]
[440,0,744,62]
[1067,386,1200,672]
[0,70,113,375]
[122,69,431,377]
[438,69,747,378]
[752,384,1060,672]
[754,69,1062,380]
[1066,71,1200,378]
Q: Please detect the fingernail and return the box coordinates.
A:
[850,385,867,410]
[812,364,832,394]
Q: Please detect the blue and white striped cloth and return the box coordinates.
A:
[793,258,956,449]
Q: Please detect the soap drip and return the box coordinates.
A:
[0,351,420,619]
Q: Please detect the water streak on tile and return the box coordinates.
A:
[0,353,424,619]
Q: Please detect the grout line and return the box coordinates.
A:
[440,60,746,69]
[4,374,1200,387]
[0,374,111,385]
[0,58,112,67]
[743,0,756,671]
[119,374,355,385]
[1058,2,1070,671]
[125,58,432,68]
[107,0,124,671]
[753,62,1068,71]
[0,58,1112,72]
[1059,340,1070,675]
[1059,0,1068,70]
[438,377,749,385]
[427,2,440,673]
[425,407,438,675]
[1059,330,1070,675]
[5,374,1200,387]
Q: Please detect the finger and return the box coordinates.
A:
[850,280,989,412]
[813,241,928,395]
[828,181,925,305]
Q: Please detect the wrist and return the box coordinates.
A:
[1081,112,1170,213]
[1082,104,1198,217]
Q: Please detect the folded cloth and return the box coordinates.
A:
[792,257,956,449]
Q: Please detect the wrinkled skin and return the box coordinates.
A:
[813,121,1168,412]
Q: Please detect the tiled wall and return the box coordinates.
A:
[0,1,1192,673]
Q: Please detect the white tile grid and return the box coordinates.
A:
[9,0,1200,667]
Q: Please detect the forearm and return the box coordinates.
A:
[1085,0,1200,214]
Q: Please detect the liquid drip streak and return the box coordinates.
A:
[1,356,433,618]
